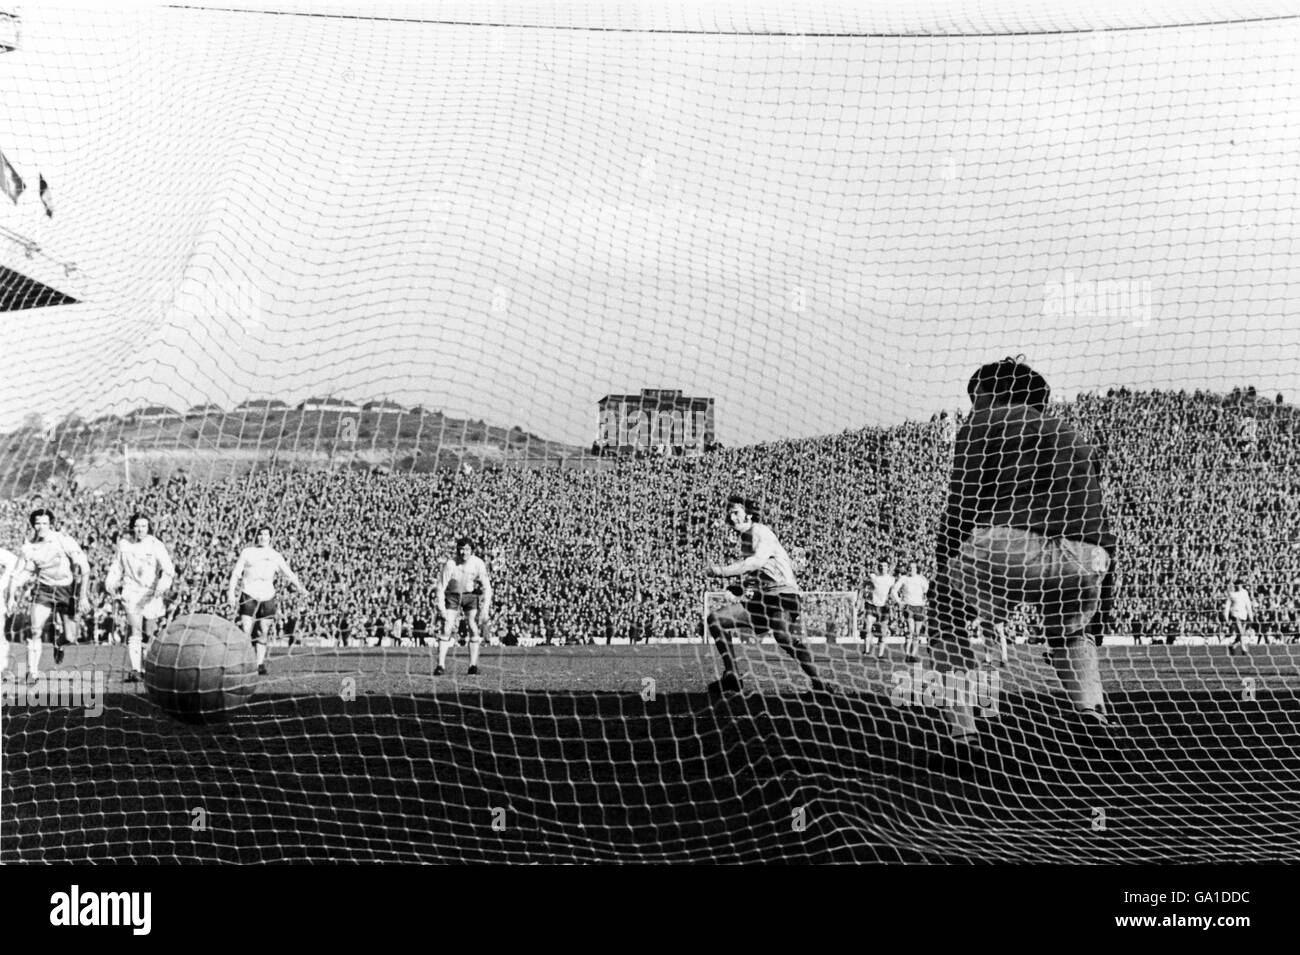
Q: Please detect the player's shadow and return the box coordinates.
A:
[4,683,1299,863]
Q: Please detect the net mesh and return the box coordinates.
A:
[2,1,1299,863]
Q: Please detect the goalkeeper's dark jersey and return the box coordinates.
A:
[938,402,1115,565]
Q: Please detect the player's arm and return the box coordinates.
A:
[434,559,450,613]
[154,540,177,597]
[227,551,247,607]
[67,536,92,611]
[0,550,17,608]
[477,561,493,617]
[5,553,33,607]
[278,553,305,594]
[712,540,769,579]
[889,578,903,605]
[708,528,776,578]
[105,540,125,597]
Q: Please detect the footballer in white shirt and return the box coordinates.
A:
[5,509,91,680]
[864,561,896,659]
[704,495,825,695]
[890,563,930,662]
[0,544,17,674]
[105,513,176,683]
[434,537,493,676]
[228,526,305,675]
[1223,580,1254,656]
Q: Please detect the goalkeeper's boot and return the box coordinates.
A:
[258,664,269,676]
[434,665,445,676]
[467,665,479,676]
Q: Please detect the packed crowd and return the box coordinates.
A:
[3,387,1298,646]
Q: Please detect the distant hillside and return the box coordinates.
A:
[0,404,588,496]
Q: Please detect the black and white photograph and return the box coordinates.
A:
[0,0,1295,920]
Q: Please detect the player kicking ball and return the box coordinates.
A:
[705,496,825,695]
[228,526,306,676]
[105,513,176,683]
[434,537,493,676]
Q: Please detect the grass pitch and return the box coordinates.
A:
[4,642,1299,863]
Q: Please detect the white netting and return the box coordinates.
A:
[2,1,1299,862]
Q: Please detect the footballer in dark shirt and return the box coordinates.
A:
[932,357,1117,742]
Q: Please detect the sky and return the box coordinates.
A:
[1,0,1298,445]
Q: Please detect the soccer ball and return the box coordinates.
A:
[143,613,258,723]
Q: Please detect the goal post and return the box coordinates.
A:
[703,591,859,644]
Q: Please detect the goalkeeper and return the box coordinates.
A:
[932,356,1117,744]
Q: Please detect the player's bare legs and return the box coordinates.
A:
[766,608,823,690]
[466,610,482,673]
[28,602,52,679]
[904,611,924,661]
[930,578,981,743]
[979,619,1008,667]
[238,613,270,674]
[706,603,745,690]
[1049,629,1106,724]
[865,610,890,658]
[56,611,79,664]
[123,608,152,681]
[1228,618,1247,655]
[255,618,272,671]
[436,611,459,674]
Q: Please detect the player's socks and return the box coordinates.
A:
[789,642,818,680]
[437,640,451,668]
[27,638,42,677]
[127,634,143,673]
[712,633,737,676]
[1052,637,1105,714]
[944,701,979,740]
[468,639,481,669]
[0,632,8,672]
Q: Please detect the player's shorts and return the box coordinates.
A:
[238,594,279,621]
[32,582,76,616]
[743,590,802,634]
[121,586,166,622]
[866,603,889,617]
[444,592,480,613]
[949,525,1110,639]
[905,604,926,621]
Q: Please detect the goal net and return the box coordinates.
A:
[3,0,1300,863]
